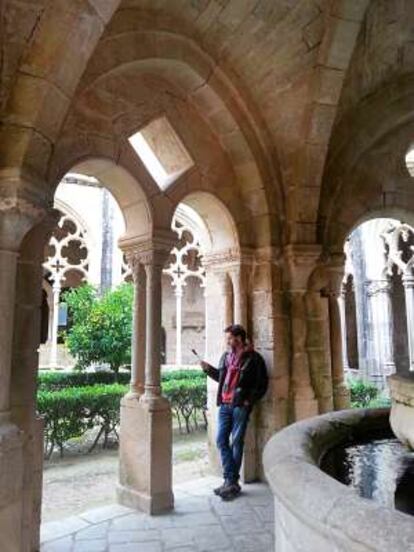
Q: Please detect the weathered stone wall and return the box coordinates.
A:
[5,1,414,548]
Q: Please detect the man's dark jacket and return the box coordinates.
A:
[205,349,269,408]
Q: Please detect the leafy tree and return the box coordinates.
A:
[65,283,133,379]
[64,283,96,326]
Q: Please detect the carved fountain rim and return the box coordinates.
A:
[263,408,414,551]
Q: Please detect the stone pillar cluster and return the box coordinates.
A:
[118,236,175,515]
[0,192,53,552]
[286,247,350,418]
[366,279,395,387]
[285,246,321,420]
[323,261,352,410]
[12,212,59,551]
[202,249,258,482]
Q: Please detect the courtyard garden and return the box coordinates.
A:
[37,368,207,459]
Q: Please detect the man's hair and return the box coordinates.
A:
[224,324,247,343]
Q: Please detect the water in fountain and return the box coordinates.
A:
[321,436,414,516]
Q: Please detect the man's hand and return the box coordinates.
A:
[200,360,210,374]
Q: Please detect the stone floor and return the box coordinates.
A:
[40,476,275,552]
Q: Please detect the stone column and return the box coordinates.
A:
[49,279,61,368]
[0,198,46,552]
[217,271,234,328]
[0,245,24,551]
[402,272,414,372]
[290,290,320,419]
[337,284,350,374]
[128,255,146,396]
[323,259,351,410]
[0,248,19,418]
[118,237,174,515]
[285,246,320,421]
[175,285,183,366]
[45,285,53,345]
[367,279,395,388]
[143,256,164,397]
[327,291,351,410]
[305,288,333,413]
[11,212,58,552]
[202,263,234,478]
[230,265,257,482]
[231,267,247,327]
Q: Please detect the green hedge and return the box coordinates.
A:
[348,378,379,408]
[37,378,207,458]
[163,379,208,434]
[38,384,124,458]
[38,369,205,391]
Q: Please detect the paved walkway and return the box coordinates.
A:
[40,476,274,552]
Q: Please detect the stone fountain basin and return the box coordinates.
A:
[263,408,414,552]
[389,372,414,450]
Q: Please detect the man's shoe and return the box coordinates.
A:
[213,481,228,496]
[214,480,241,496]
[219,482,241,501]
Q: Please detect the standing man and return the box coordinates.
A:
[201,324,268,500]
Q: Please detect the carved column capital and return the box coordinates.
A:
[366,279,392,297]
[202,247,242,269]
[0,197,50,251]
[402,271,414,289]
[284,244,322,290]
[123,251,145,285]
[122,234,176,270]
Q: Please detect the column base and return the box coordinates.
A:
[118,393,173,516]
[206,394,221,477]
[12,406,45,552]
[0,422,24,552]
[117,484,174,515]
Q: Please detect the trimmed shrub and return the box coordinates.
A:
[38,369,205,391]
[38,384,125,458]
[162,369,206,382]
[38,371,131,391]
[349,378,379,408]
[163,379,208,433]
[37,377,207,458]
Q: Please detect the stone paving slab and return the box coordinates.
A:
[41,476,274,552]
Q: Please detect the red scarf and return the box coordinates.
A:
[221,343,253,403]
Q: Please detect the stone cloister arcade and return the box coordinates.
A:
[341,218,414,389]
[40,175,208,369]
[3,1,414,550]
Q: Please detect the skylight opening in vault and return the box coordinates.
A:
[128,116,194,191]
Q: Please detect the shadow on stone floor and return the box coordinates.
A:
[41,476,274,552]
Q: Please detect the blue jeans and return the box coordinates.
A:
[216,404,250,484]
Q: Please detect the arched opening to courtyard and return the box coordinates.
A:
[341,217,414,392]
[34,150,253,524]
